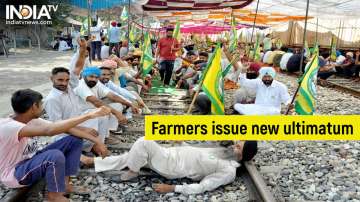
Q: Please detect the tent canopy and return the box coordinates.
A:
[140,0,253,11]
[247,0,360,19]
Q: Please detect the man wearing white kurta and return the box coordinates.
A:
[45,67,101,151]
[234,67,291,115]
[74,67,140,143]
[81,137,258,195]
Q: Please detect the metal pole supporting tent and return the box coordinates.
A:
[285,0,311,115]
[298,0,310,73]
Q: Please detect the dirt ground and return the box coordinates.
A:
[0,49,74,116]
[0,49,74,95]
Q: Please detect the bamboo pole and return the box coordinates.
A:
[285,0,310,115]
[298,0,310,73]
[186,48,241,114]
[250,0,260,44]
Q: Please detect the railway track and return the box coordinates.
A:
[320,78,360,98]
[1,89,277,202]
[284,72,360,98]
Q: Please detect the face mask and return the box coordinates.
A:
[262,80,273,86]
[246,72,258,79]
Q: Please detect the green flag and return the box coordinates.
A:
[229,15,237,52]
[121,6,128,21]
[173,19,181,41]
[140,32,153,76]
[80,18,90,36]
[202,44,224,115]
[250,34,261,62]
[330,36,337,61]
[129,25,138,43]
[295,44,320,115]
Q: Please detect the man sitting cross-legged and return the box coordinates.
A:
[81,137,257,195]
[45,67,110,153]
[98,66,151,115]
[0,89,110,202]
[73,66,140,144]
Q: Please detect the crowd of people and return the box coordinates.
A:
[0,20,358,201]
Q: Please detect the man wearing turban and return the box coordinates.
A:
[74,66,140,144]
[234,67,292,115]
[234,62,261,105]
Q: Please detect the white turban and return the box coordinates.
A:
[259,67,276,79]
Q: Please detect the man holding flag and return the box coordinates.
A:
[295,46,321,115]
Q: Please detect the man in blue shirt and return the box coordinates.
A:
[108,21,121,57]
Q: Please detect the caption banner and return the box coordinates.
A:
[144,115,360,141]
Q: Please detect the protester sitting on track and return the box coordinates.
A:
[354,50,360,82]
[234,63,261,105]
[266,49,285,66]
[58,38,71,52]
[279,51,293,71]
[234,67,292,115]
[110,55,149,94]
[333,50,346,66]
[119,40,129,58]
[99,66,152,115]
[317,56,336,81]
[80,137,257,195]
[286,49,306,73]
[100,37,110,60]
[45,67,111,154]
[262,50,273,64]
[0,89,110,202]
[73,66,140,144]
[335,52,355,79]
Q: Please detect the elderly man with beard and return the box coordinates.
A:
[234,67,292,115]
[73,67,140,144]
[99,65,152,114]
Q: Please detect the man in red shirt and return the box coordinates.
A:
[156,27,180,87]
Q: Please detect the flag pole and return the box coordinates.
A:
[250,0,260,60]
[250,0,260,44]
[285,0,310,115]
[315,18,318,43]
[127,0,131,52]
[298,0,310,73]
[186,46,219,114]
[87,0,92,64]
[186,46,239,114]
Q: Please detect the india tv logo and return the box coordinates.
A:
[6,5,58,25]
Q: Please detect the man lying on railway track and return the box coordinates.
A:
[0,89,110,202]
[80,137,257,195]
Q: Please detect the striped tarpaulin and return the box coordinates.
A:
[142,0,254,11]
